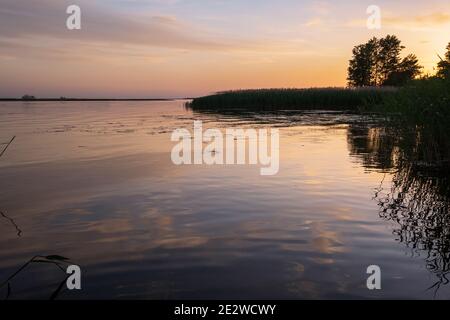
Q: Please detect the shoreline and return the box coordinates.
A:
[0,98,188,102]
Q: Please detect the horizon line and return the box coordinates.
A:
[0,98,194,102]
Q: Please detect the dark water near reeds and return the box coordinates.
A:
[0,100,449,299]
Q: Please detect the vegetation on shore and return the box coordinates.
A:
[188,87,395,111]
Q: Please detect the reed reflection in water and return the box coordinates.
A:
[347,123,450,296]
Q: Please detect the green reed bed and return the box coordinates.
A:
[188,87,396,111]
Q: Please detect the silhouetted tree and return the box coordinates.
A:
[384,54,422,86]
[347,38,378,87]
[348,35,421,87]
[378,35,404,84]
[437,42,450,79]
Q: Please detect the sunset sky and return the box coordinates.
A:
[1,0,449,98]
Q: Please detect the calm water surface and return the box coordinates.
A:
[0,100,448,299]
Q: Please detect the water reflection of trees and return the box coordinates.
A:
[348,124,450,295]
[347,125,399,171]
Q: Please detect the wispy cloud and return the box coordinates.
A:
[302,1,332,29]
[304,18,324,28]
[346,12,450,30]
[0,0,320,62]
[4,1,299,63]
[309,1,332,16]
[385,12,450,27]
[0,0,230,51]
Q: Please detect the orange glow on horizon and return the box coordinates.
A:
[0,0,449,98]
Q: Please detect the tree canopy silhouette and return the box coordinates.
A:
[347,35,422,87]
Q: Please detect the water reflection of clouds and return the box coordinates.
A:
[2,102,448,298]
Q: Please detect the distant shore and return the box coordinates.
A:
[0,98,186,102]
